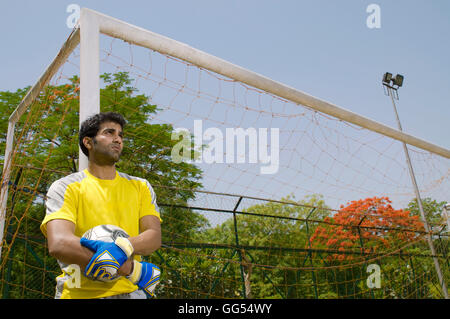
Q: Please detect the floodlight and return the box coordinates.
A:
[382,72,392,84]
[393,74,404,87]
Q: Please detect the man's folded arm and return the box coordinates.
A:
[46,219,93,271]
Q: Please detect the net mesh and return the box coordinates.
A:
[0,31,449,299]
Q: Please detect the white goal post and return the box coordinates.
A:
[1,7,449,265]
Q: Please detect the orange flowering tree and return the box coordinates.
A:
[309,196,424,263]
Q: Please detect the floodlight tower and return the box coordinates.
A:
[382,73,448,299]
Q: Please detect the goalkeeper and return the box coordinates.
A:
[40,112,162,299]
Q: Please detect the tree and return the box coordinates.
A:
[0,72,207,298]
[310,196,424,262]
[0,87,29,173]
[309,196,428,298]
[406,197,447,230]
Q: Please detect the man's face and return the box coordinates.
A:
[87,121,124,165]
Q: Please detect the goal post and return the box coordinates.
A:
[84,9,448,159]
[79,8,100,171]
[0,27,80,260]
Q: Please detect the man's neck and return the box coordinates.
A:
[87,161,117,180]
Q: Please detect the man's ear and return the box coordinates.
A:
[83,136,92,151]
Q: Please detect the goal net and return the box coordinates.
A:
[0,8,449,299]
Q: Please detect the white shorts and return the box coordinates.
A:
[100,289,147,299]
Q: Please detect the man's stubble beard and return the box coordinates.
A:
[92,138,122,166]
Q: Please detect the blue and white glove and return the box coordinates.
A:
[80,237,134,281]
[127,260,161,297]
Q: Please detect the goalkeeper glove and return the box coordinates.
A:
[127,260,161,297]
[80,237,134,281]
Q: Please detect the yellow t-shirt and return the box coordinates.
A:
[40,169,162,299]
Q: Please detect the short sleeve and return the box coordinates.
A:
[140,180,162,223]
[40,180,78,237]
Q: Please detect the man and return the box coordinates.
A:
[40,112,162,299]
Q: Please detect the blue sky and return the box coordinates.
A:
[1,0,449,150]
[0,0,449,213]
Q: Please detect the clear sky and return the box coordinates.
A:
[1,0,449,150]
[0,0,449,214]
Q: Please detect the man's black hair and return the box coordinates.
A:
[79,112,126,157]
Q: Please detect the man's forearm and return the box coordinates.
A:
[46,219,94,271]
[48,233,93,271]
[128,228,162,256]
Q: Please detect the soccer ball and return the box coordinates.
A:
[82,224,129,243]
[82,224,129,282]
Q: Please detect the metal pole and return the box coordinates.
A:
[305,208,319,299]
[387,87,448,299]
[231,197,247,298]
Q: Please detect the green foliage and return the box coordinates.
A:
[194,194,334,298]
[0,87,29,173]
[407,197,447,228]
[0,72,205,298]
